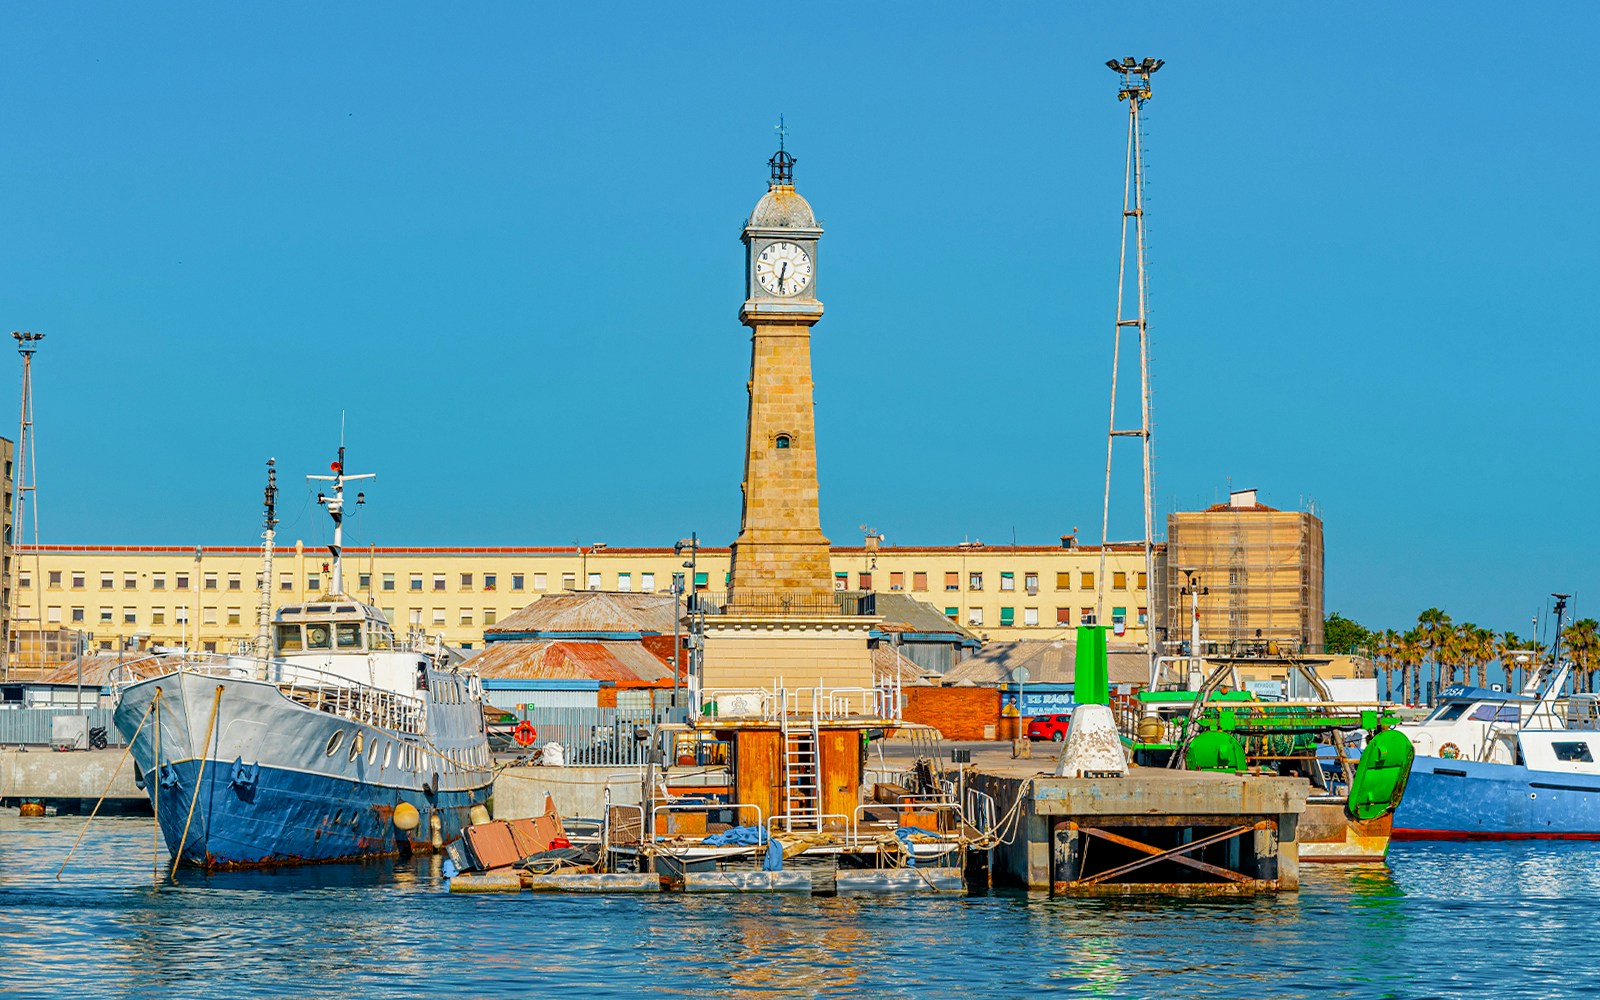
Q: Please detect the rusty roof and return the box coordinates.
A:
[468,639,674,687]
[943,640,1147,687]
[486,591,679,636]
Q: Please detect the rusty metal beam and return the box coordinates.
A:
[1075,823,1258,886]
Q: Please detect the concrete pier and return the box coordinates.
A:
[0,749,147,814]
[967,752,1307,895]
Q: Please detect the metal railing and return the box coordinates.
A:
[691,590,874,618]
[651,802,765,843]
[499,706,686,765]
[697,680,902,723]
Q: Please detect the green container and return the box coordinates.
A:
[1074,626,1109,706]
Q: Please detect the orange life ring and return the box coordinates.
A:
[513,721,538,747]
[1438,741,1461,760]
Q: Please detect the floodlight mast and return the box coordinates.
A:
[1096,57,1163,686]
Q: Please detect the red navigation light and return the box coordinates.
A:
[330,461,342,473]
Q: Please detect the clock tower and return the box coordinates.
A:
[727,145,833,608]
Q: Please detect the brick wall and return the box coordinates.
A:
[901,687,1001,741]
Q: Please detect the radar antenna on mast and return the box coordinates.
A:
[307,445,374,598]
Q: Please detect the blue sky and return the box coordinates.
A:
[1,4,1595,636]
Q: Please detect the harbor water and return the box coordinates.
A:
[1,815,1594,999]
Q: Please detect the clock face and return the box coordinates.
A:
[755,241,813,296]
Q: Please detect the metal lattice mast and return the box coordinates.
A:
[1097,58,1162,676]
[5,331,43,679]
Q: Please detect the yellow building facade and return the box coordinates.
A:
[8,539,1156,666]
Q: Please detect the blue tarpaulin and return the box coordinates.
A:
[762,837,784,871]
[895,826,919,868]
[702,825,766,847]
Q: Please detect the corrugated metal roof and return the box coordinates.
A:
[467,639,674,687]
[487,591,679,637]
[872,644,934,685]
[942,640,1147,687]
[870,594,981,641]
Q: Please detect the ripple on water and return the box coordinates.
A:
[5,818,1600,999]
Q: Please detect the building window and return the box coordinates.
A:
[1000,572,1015,592]
[1025,573,1038,595]
[890,571,904,591]
[774,434,791,449]
[408,609,422,626]
[17,572,30,589]
[1024,607,1039,626]
[587,572,601,591]
[945,607,959,622]
[175,573,189,590]
[459,609,473,625]
[484,609,497,626]
[1138,572,1148,590]
[912,572,927,592]
[48,570,62,589]
[944,572,959,592]
[1138,607,1148,625]
[1113,571,1127,589]
[256,572,265,591]
[1080,608,1096,625]
[280,573,293,592]
[308,574,321,592]
[968,607,983,626]
[152,574,166,591]
[693,572,708,590]
[969,572,983,591]
[433,574,446,591]
[382,608,395,623]
[672,572,685,593]
[410,574,423,591]
[175,607,188,624]
[999,607,1015,626]
[640,572,654,591]
[535,573,548,591]
[1081,572,1094,590]
[358,573,371,591]
[71,572,85,589]
[617,572,632,593]
[123,608,137,625]
[45,606,61,623]
[1112,607,1127,627]
[381,573,395,592]
[484,573,496,591]
[513,573,526,591]
[99,608,113,624]
[204,573,218,591]
[460,573,473,590]
[1056,572,1071,590]
[859,572,872,590]
[151,609,166,626]
[228,573,241,591]
[203,641,216,653]
[1057,608,1072,625]
[99,573,112,590]
[834,572,849,591]
[561,572,576,591]
[431,608,446,625]
[203,607,218,626]
[227,608,241,626]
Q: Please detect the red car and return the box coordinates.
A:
[1027,714,1072,742]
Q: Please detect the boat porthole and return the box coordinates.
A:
[349,734,364,762]
[383,742,393,769]
[326,731,344,756]
[1531,793,1537,799]
[333,810,344,825]
[368,739,380,766]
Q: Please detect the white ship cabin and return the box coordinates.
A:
[1403,685,1600,768]
[273,600,428,693]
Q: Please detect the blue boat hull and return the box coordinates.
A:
[1393,756,1600,840]
[143,756,483,867]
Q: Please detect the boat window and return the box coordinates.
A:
[382,741,393,769]
[306,623,333,650]
[1552,741,1595,763]
[308,605,331,613]
[370,627,393,651]
[367,738,380,765]
[349,733,364,762]
[335,622,363,650]
[1469,704,1520,723]
[325,731,344,756]
[1424,703,1470,723]
[337,605,357,613]
[274,623,303,652]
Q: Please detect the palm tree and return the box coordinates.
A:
[1374,628,1401,702]
[1562,619,1600,694]
[1498,631,1536,693]
[1417,608,1453,704]
[1399,628,1426,706]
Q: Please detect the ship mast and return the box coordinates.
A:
[256,459,278,655]
[308,445,373,598]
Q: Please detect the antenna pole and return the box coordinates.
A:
[1097,58,1163,683]
[256,459,278,659]
[309,445,374,599]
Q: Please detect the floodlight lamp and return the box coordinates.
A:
[1151,59,1165,72]
[1124,57,1136,67]
[1105,59,1123,72]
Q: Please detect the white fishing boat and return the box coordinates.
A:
[112,450,494,868]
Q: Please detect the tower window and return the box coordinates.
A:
[774,435,791,450]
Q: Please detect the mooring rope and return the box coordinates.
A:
[170,684,224,881]
[56,694,158,880]
[152,688,162,886]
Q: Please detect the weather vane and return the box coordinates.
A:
[775,114,788,153]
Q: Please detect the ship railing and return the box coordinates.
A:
[650,801,765,845]
[850,799,964,846]
[766,812,852,838]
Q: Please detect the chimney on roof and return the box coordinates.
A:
[1229,489,1258,509]
[1060,534,1076,549]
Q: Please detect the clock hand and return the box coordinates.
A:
[778,261,789,293]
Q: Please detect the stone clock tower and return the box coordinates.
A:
[727,146,834,608]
